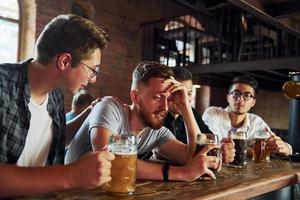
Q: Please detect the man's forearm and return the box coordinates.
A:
[65,106,92,145]
[137,160,187,181]
[0,164,71,197]
[181,106,199,163]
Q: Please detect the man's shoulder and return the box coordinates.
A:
[248,112,265,123]
[92,96,127,119]
[0,63,21,81]
[0,60,32,104]
[0,59,31,76]
[204,106,226,116]
[98,96,126,109]
[150,126,173,137]
[49,89,64,105]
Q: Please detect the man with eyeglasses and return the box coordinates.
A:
[202,75,292,157]
[0,14,114,197]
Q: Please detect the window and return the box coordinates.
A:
[161,15,205,67]
[0,0,20,63]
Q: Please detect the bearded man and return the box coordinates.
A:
[66,61,220,181]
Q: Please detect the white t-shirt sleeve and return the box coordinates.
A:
[155,126,176,148]
[88,97,122,134]
[202,106,221,135]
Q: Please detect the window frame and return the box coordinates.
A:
[0,0,21,62]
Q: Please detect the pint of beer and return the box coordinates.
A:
[195,134,222,180]
[106,134,137,195]
[252,130,270,162]
[227,131,247,168]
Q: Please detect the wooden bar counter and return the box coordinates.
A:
[17,159,300,200]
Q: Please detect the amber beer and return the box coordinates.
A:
[105,152,137,194]
[253,138,270,162]
[106,134,137,195]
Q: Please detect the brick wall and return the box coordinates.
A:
[32,0,189,112]
[252,90,290,130]
[23,0,290,131]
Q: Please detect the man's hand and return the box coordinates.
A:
[68,150,115,189]
[164,78,190,115]
[181,144,221,181]
[221,137,235,163]
[267,135,291,156]
[90,97,100,108]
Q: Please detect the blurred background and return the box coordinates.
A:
[1,0,300,140]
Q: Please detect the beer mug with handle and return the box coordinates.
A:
[196,133,222,180]
[105,134,137,195]
[227,131,247,168]
[252,130,271,162]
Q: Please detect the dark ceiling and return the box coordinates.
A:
[175,0,300,91]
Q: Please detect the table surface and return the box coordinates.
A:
[16,159,300,200]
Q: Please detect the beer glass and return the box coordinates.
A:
[282,72,300,99]
[252,130,271,162]
[105,134,137,195]
[195,133,222,180]
[227,131,247,168]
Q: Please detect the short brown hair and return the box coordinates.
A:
[36,14,109,66]
[131,61,173,89]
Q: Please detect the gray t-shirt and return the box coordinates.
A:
[65,96,175,164]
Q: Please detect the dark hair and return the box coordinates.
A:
[132,61,174,88]
[72,90,94,108]
[36,14,109,66]
[229,75,259,94]
[172,67,192,81]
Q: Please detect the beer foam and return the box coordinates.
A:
[230,132,247,140]
[109,145,137,155]
[196,134,217,144]
[114,151,137,156]
[254,136,268,139]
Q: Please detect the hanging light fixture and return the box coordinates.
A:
[282,72,300,99]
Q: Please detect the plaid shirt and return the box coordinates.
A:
[0,59,65,165]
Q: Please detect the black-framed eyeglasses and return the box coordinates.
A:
[79,61,101,79]
[230,90,255,101]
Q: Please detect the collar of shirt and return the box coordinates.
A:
[225,106,250,133]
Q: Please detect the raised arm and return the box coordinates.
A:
[164,79,199,163]
[65,98,100,145]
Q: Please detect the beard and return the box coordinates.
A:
[137,102,167,130]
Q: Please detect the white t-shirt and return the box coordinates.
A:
[17,94,53,166]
